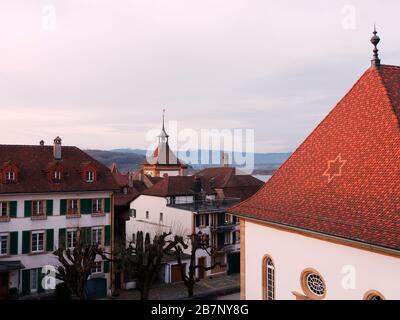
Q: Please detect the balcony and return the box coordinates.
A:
[167,197,241,214]
[210,223,237,232]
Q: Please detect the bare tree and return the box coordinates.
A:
[116,230,176,300]
[169,232,225,298]
[53,228,110,300]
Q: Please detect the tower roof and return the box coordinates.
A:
[229,64,400,251]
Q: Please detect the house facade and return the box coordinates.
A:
[127,169,263,284]
[0,138,118,299]
[229,31,400,300]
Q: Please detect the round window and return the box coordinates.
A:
[301,269,326,299]
[306,273,325,297]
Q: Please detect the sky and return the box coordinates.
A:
[1,0,400,153]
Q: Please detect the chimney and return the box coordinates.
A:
[53,136,62,160]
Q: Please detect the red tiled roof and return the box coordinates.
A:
[196,167,264,200]
[0,145,119,194]
[229,65,400,251]
[114,186,141,206]
[142,176,214,197]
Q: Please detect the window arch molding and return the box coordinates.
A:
[363,290,385,300]
[262,254,276,300]
[300,268,327,300]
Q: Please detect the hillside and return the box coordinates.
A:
[85,149,145,172]
[86,148,290,174]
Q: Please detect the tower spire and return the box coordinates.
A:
[370,25,381,68]
[159,108,169,142]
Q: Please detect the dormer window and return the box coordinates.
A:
[53,170,62,182]
[5,171,15,183]
[81,162,97,183]
[1,162,19,184]
[85,171,95,182]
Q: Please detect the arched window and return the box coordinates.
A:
[300,268,326,300]
[364,290,385,300]
[262,256,275,300]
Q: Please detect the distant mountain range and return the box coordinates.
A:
[86,148,291,174]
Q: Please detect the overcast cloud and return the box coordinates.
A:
[1,0,399,152]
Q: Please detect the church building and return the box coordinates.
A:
[229,29,400,300]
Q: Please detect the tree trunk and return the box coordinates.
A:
[141,286,150,300]
[187,284,194,298]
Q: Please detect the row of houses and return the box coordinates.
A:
[0,117,263,298]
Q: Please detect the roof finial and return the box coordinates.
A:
[162,108,166,131]
[370,24,381,68]
[159,108,169,140]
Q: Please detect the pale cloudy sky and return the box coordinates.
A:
[0,0,399,152]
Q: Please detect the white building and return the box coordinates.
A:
[0,138,118,299]
[229,33,400,300]
[127,168,263,283]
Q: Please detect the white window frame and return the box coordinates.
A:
[53,170,62,181]
[86,171,94,182]
[32,200,46,217]
[0,202,9,217]
[0,233,9,256]
[31,231,45,253]
[67,199,79,215]
[91,227,103,245]
[66,229,78,249]
[5,171,15,182]
[92,199,103,213]
[91,261,102,274]
[266,259,275,300]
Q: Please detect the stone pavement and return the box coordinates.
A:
[112,274,240,300]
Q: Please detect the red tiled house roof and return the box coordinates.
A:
[142,176,213,197]
[196,167,264,200]
[0,145,119,194]
[229,65,400,251]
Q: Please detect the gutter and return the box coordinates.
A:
[236,213,400,258]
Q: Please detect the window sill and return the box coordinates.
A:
[29,251,46,255]
[0,216,10,222]
[66,214,81,219]
[31,216,47,221]
[91,212,106,217]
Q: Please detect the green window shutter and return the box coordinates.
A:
[38,268,45,293]
[10,231,18,255]
[103,261,110,273]
[58,228,66,249]
[21,269,31,296]
[195,215,200,227]
[46,200,53,216]
[60,199,67,215]
[104,225,111,246]
[46,229,54,252]
[22,231,31,254]
[10,201,17,218]
[104,198,111,213]
[24,201,32,218]
[80,199,91,214]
